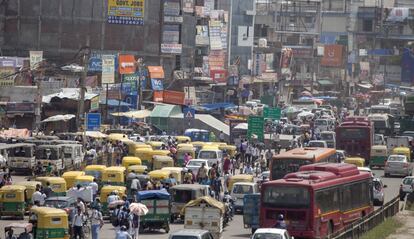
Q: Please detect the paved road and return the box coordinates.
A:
[0,169,403,239]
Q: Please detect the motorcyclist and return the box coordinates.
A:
[274,214,287,229]
[222,191,234,219]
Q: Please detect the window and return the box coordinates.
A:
[263,186,310,208]
[362,20,373,32]
[316,188,339,213]
[341,181,371,211]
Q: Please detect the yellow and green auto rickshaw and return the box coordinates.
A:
[161,167,184,184]
[135,148,154,167]
[62,171,85,189]
[392,147,411,161]
[370,145,388,168]
[0,185,26,219]
[152,155,174,170]
[101,166,126,186]
[228,174,254,191]
[176,146,196,167]
[74,175,95,188]
[122,156,142,168]
[344,157,366,167]
[36,177,67,196]
[15,181,41,209]
[127,165,148,174]
[99,185,127,216]
[30,207,69,239]
[84,165,107,182]
[148,170,170,188]
[175,136,191,144]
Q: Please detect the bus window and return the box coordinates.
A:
[263,186,310,208]
[316,188,339,213]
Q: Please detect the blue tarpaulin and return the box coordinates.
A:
[201,103,236,111]
[137,189,170,200]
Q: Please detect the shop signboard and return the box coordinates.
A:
[151,79,164,91]
[29,51,43,70]
[118,55,136,75]
[163,90,185,105]
[182,0,194,13]
[161,44,182,54]
[107,0,145,25]
[0,67,15,87]
[86,113,101,131]
[101,55,115,84]
[320,44,344,67]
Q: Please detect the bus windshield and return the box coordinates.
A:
[198,151,217,159]
[372,120,387,128]
[263,186,310,208]
[339,128,367,140]
[271,159,312,180]
[35,149,59,160]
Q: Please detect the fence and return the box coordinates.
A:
[331,196,400,239]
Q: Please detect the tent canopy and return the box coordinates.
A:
[150,104,181,118]
[42,114,75,123]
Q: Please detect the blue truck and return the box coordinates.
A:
[243,193,261,234]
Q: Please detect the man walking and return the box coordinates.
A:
[72,207,86,239]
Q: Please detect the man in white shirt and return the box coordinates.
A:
[90,206,104,239]
[89,179,99,200]
[31,188,46,205]
[107,191,120,205]
[72,207,86,239]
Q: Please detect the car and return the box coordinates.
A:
[373,177,386,206]
[185,159,210,177]
[384,154,413,177]
[402,131,414,138]
[44,196,77,215]
[169,229,214,239]
[251,228,293,239]
[307,140,328,148]
[400,176,414,200]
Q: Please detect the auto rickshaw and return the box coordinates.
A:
[153,155,174,170]
[148,170,170,189]
[169,184,209,222]
[176,146,196,167]
[101,166,126,186]
[127,165,148,174]
[228,174,254,191]
[99,185,127,216]
[74,175,94,187]
[133,144,152,154]
[161,167,184,184]
[147,141,164,150]
[191,141,206,154]
[344,157,365,167]
[30,207,69,239]
[176,143,193,149]
[152,150,171,157]
[62,171,85,189]
[392,147,411,161]
[15,181,41,208]
[4,223,33,239]
[219,145,237,157]
[175,136,191,143]
[370,145,388,168]
[137,190,171,233]
[122,156,142,168]
[135,148,155,167]
[84,165,107,182]
[0,185,26,219]
[36,177,67,196]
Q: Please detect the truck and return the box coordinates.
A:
[182,196,225,239]
[243,193,260,234]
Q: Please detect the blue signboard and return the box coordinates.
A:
[183,107,195,119]
[151,78,164,91]
[88,55,102,72]
[86,113,101,131]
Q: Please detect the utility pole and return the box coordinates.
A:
[77,48,90,130]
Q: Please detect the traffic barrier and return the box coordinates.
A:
[330,196,400,239]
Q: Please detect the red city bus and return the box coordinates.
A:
[260,163,373,238]
[336,116,374,162]
[270,147,338,180]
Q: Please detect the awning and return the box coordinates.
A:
[357,83,373,89]
[150,104,181,118]
[111,110,151,119]
[147,66,164,78]
[317,80,334,86]
[42,114,76,123]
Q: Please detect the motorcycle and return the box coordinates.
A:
[222,194,234,224]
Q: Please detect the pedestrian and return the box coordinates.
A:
[107,191,120,205]
[32,186,46,205]
[223,154,231,173]
[130,176,141,201]
[184,153,192,165]
[130,213,140,239]
[197,163,208,184]
[77,197,86,214]
[219,131,225,142]
[116,226,132,239]
[90,206,104,239]
[223,171,230,193]
[89,179,99,200]
[209,164,218,181]
[72,206,86,239]
[183,169,194,184]
[245,144,252,164]
[243,164,253,175]
[42,182,53,198]
[212,177,222,200]
[265,149,273,168]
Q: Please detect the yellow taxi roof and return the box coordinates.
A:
[175,136,191,141]
[62,171,85,177]
[15,181,41,187]
[191,141,206,146]
[393,147,410,151]
[149,170,170,177]
[161,167,183,172]
[136,148,153,152]
[46,177,67,183]
[135,144,152,149]
[152,150,170,155]
[105,166,126,172]
[231,174,254,180]
[122,156,142,161]
[128,165,147,169]
[147,141,163,146]
[0,185,26,191]
[85,165,107,171]
[75,175,94,181]
[31,207,67,216]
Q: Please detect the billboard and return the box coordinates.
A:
[107,0,145,25]
[0,67,15,87]
[163,90,185,105]
[118,55,136,75]
[320,45,344,67]
[101,55,116,84]
[30,51,43,70]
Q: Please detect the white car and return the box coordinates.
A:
[251,228,293,239]
[400,176,414,200]
[185,159,209,177]
[307,140,328,148]
[169,229,214,239]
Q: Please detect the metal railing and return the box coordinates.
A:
[330,196,400,239]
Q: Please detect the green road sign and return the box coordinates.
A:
[248,116,264,142]
[263,107,281,120]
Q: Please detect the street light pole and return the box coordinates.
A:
[77,48,90,130]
